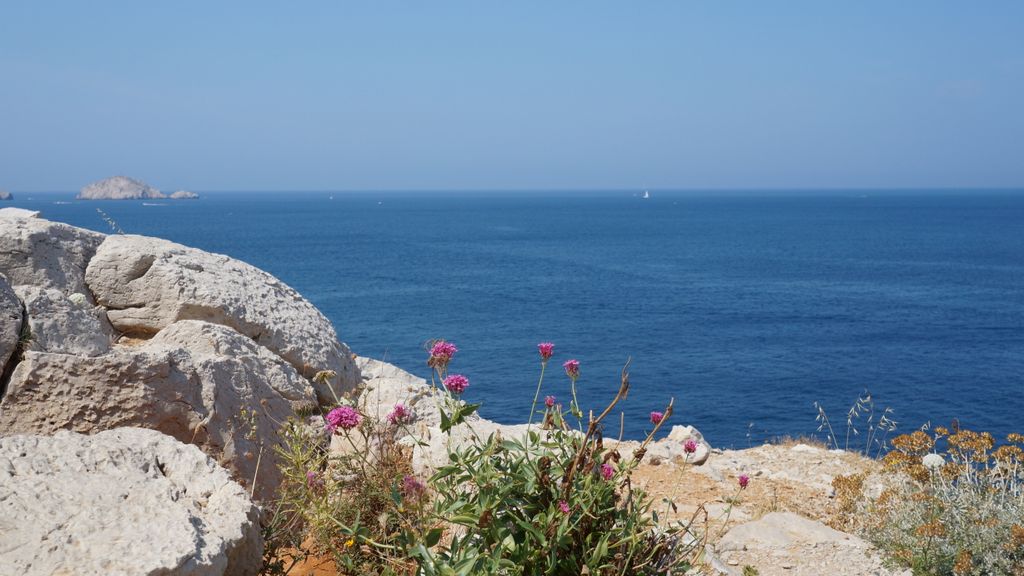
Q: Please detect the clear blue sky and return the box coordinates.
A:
[2,1,1022,192]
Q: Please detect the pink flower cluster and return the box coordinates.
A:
[428,340,458,368]
[683,439,698,454]
[600,463,615,481]
[402,475,427,500]
[650,411,664,425]
[558,500,571,514]
[563,359,580,380]
[443,374,470,394]
[739,474,750,489]
[545,395,556,408]
[387,403,413,425]
[537,342,555,361]
[325,405,362,433]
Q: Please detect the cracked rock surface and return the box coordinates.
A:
[0,427,262,576]
[0,320,316,501]
[0,275,22,381]
[85,234,358,401]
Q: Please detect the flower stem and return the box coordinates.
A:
[528,362,548,427]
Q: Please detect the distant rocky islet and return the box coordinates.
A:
[76,175,199,200]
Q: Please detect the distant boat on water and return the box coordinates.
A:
[642,190,650,199]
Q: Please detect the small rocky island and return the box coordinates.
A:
[77,176,199,200]
[0,191,12,200]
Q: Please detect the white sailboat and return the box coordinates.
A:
[642,190,650,199]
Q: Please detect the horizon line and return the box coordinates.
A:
[10,186,1024,195]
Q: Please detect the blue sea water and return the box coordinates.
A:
[8,191,1024,447]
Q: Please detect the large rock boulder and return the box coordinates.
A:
[0,276,23,379]
[86,234,358,401]
[0,211,363,499]
[0,208,105,294]
[0,427,262,576]
[0,320,318,501]
[77,175,166,200]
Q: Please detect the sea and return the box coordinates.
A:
[7,190,1023,447]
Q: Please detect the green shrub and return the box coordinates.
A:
[263,341,709,575]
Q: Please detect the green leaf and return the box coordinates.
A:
[461,402,481,419]
[440,407,452,434]
[425,527,444,547]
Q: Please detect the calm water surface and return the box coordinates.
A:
[11,191,1024,446]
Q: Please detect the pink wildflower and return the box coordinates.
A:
[537,342,555,361]
[325,405,362,432]
[443,374,470,394]
[684,439,698,454]
[545,395,556,408]
[387,403,413,425]
[738,474,750,489]
[563,359,580,380]
[600,463,615,481]
[401,475,427,500]
[558,500,571,514]
[650,411,664,425]
[306,470,324,491]
[427,340,458,369]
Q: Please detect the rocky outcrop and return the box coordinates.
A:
[0,191,12,200]
[78,175,166,200]
[0,208,105,294]
[85,234,358,401]
[0,427,262,576]
[0,320,318,501]
[713,512,905,576]
[0,209,361,500]
[171,190,200,199]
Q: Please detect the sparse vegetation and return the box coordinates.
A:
[814,391,898,457]
[834,426,1024,575]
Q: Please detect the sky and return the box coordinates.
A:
[1,1,1022,192]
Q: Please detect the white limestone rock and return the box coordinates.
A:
[15,285,115,356]
[0,208,105,294]
[77,175,166,200]
[85,234,359,401]
[0,207,39,219]
[639,425,712,466]
[0,320,318,501]
[0,427,262,576]
[170,190,200,199]
[713,512,906,576]
[355,357,437,427]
